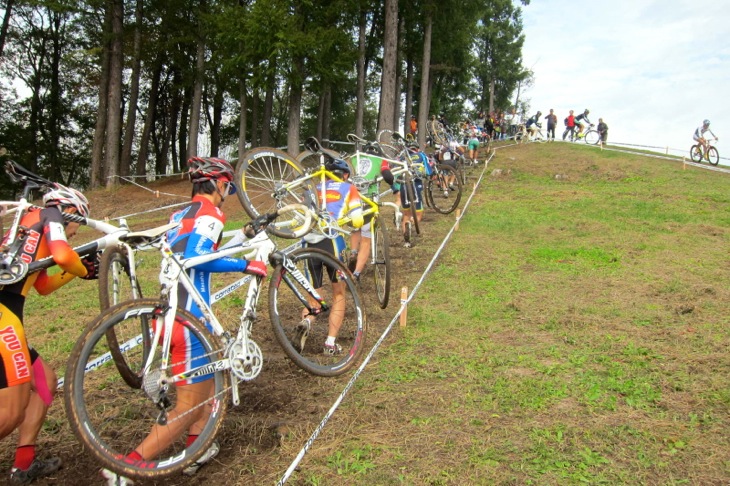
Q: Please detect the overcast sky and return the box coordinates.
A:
[519,0,729,153]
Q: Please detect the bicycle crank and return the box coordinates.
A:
[228,338,263,382]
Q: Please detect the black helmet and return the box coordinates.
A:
[326,159,351,178]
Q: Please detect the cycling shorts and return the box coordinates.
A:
[400,179,424,212]
[0,293,39,389]
[152,315,212,387]
[302,237,346,289]
[467,138,479,150]
[693,134,703,142]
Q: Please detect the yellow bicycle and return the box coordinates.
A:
[235,137,391,308]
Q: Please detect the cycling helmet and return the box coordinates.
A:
[188,157,235,194]
[188,157,234,182]
[325,159,351,178]
[584,109,590,115]
[703,119,710,126]
[43,183,90,217]
[536,111,542,116]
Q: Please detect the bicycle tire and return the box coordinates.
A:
[403,173,421,235]
[426,165,462,214]
[235,147,318,237]
[707,146,719,165]
[584,130,600,145]
[690,144,703,163]
[296,148,352,173]
[269,248,366,377]
[378,143,401,159]
[371,215,391,309]
[98,244,148,388]
[64,299,227,480]
[377,129,395,145]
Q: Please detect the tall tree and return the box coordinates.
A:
[377,0,398,132]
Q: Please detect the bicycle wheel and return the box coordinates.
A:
[64,299,227,480]
[378,143,400,159]
[707,146,719,165]
[403,173,421,235]
[377,129,395,145]
[371,215,391,309]
[426,165,462,214]
[584,130,600,145]
[269,248,366,377]
[98,244,148,388]
[690,144,703,163]
[235,147,317,237]
[296,148,351,173]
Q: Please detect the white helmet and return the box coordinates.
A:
[43,183,90,217]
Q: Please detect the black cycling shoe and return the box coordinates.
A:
[9,457,62,485]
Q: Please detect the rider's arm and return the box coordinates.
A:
[41,207,88,278]
[183,214,249,273]
[33,269,78,295]
[345,186,364,229]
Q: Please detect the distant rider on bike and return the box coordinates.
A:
[525,111,542,140]
[574,109,591,137]
[693,120,718,159]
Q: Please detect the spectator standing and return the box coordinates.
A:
[509,108,519,137]
[409,115,417,137]
[597,118,609,146]
[545,109,558,142]
[562,110,576,141]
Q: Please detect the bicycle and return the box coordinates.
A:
[574,123,598,144]
[690,139,720,165]
[236,138,391,308]
[64,204,367,480]
[388,132,463,216]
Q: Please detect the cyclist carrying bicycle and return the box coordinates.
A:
[297,158,363,356]
[101,157,268,486]
[1,184,98,484]
[693,119,718,158]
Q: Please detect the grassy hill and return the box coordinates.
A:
[4,142,730,484]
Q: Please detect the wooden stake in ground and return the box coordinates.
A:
[400,287,408,328]
[455,208,461,231]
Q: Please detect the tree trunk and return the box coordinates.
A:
[178,88,190,165]
[103,0,124,188]
[250,86,259,147]
[135,55,162,177]
[91,6,111,188]
[322,84,331,146]
[237,78,247,160]
[417,13,432,149]
[120,0,144,178]
[488,77,495,114]
[377,0,398,133]
[187,37,205,158]
[392,15,404,131]
[286,55,303,155]
[0,0,15,59]
[209,75,224,156]
[261,61,275,146]
[404,57,414,135]
[354,8,367,137]
[169,76,182,173]
[48,10,62,181]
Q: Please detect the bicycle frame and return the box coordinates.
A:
[142,220,325,407]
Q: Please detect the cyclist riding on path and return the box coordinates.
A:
[525,111,542,139]
[101,157,268,486]
[297,158,363,356]
[1,184,97,484]
[574,109,591,136]
[693,119,718,158]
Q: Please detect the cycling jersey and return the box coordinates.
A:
[575,113,591,125]
[1,206,86,389]
[303,179,363,245]
[693,125,715,140]
[526,115,541,128]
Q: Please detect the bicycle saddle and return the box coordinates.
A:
[5,160,54,188]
